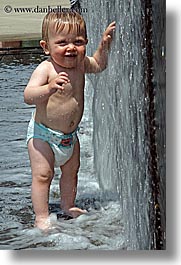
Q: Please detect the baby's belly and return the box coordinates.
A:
[36,98,83,134]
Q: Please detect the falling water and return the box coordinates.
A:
[82,0,166,249]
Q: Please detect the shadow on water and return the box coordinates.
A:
[0,39,45,65]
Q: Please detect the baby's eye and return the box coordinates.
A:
[58,41,67,46]
[74,39,85,46]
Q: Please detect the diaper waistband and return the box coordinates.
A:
[27,113,79,147]
[37,122,79,140]
[30,112,79,142]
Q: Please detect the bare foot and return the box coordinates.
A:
[67,207,87,218]
[35,219,50,230]
[35,214,57,230]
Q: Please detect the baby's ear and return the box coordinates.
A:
[40,40,50,55]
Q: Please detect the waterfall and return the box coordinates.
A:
[80,0,166,250]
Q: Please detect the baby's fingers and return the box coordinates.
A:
[106,21,115,33]
[58,72,68,77]
[57,75,70,84]
[109,21,116,27]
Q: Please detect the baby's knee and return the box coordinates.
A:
[33,169,54,184]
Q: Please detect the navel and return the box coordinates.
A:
[70,121,75,127]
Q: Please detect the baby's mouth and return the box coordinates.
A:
[65,53,77,58]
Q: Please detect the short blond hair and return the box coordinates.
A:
[42,11,87,42]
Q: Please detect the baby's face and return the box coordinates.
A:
[47,26,88,69]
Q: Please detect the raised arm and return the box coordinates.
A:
[85,21,116,73]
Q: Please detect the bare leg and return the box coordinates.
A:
[28,138,55,229]
[60,139,87,217]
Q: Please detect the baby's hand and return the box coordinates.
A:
[48,72,70,93]
[102,21,116,48]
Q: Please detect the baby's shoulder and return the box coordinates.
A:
[32,59,55,78]
[29,60,53,81]
[36,59,51,71]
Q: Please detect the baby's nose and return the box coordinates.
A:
[67,43,76,50]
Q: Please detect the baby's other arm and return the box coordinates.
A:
[24,62,70,105]
[84,21,116,73]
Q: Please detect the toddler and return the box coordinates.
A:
[24,11,115,229]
